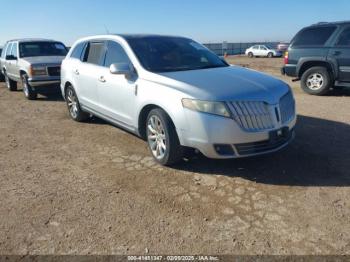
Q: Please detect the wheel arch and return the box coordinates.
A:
[63,81,73,98]
[298,59,336,79]
[138,104,177,141]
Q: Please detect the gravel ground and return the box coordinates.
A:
[0,56,349,255]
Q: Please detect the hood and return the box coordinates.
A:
[22,56,65,65]
[148,66,290,104]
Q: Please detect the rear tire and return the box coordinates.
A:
[21,74,37,100]
[301,67,332,96]
[4,72,17,91]
[146,108,183,166]
[65,85,90,122]
[248,52,254,58]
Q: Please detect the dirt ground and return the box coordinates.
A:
[0,56,349,255]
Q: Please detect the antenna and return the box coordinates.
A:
[103,25,110,34]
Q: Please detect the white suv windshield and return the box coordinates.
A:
[19,42,67,58]
[125,36,228,73]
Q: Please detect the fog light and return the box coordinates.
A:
[214,144,234,156]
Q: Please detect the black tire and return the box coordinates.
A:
[146,108,183,166]
[301,67,332,96]
[248,52,254,58]
[267,52,273,58]
[65,85,90,122]
[21,74,37,100]
[4,72,17,91]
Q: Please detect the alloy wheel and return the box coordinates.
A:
[67,88,79,119]
[147,115,167,159]
[306,73,324,90]
[5,75,10,89]
[22,76,29,97]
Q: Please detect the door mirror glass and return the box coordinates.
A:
[110,63,131,75]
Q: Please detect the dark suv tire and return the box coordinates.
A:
[300,66,332,95]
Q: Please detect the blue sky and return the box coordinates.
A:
[1,0,349,46]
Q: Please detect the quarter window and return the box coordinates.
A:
[293,26,336,46]
[5,43,13,57]
[70,42,86,60]
[103,41,131,67]
[84,42,105,65]
[336,28,350,46]
[11,43,18,58]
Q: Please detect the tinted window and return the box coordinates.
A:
[0,47,5,58]
[293,26,336,46]
[70,42,86,59]
[5,43,13,56]
[336,28,350,46]
[126,36,228,73]
[84,42,105,65]
[104,41,130,67]
[11,43,18,57]
[19,42,67,57]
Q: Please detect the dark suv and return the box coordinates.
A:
[281,21,350,95]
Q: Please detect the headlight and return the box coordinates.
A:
[182,98,231,118]
[30,66,47,76]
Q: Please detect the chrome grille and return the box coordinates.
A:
[229,101,274,131]
[279,91,295,124]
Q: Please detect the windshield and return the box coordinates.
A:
[126,36,228,73]
[19,42,67,58]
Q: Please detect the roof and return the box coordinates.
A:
[115,34,189,40]
[311,20,350,26]
[5,38,58,43]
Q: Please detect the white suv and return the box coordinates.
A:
[61,35,296,165]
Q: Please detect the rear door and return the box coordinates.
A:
[75,41,106,111]
[330,26,350,82]
[8,42,19,80]
[260,45,269,56]
[3,42,13,76]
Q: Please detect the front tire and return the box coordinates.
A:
[146,108,183,166]
[301,67,332,95]
[4,73,17,91]
[21,74,37,100]
[248,52,254,58]
[267,52,273,58]
[65,85,90,122]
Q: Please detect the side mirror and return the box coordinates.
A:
[6,55,17,60]
[110,63,132,76]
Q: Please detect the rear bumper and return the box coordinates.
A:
[281,65,297,77]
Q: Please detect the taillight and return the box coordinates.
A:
[284,51,289,64]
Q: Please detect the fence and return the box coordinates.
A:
[203,42,280,56]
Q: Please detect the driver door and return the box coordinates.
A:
[96,40,137,127]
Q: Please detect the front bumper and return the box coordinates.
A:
[179,109,297,159]
[28,77,60,87]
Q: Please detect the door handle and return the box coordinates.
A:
[333,51,341,56]
[98,76,106,83]
[74,69,79,75]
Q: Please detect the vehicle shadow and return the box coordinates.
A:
[35,89,64,102]
[329,87,350,96]
[175,115,350,187]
